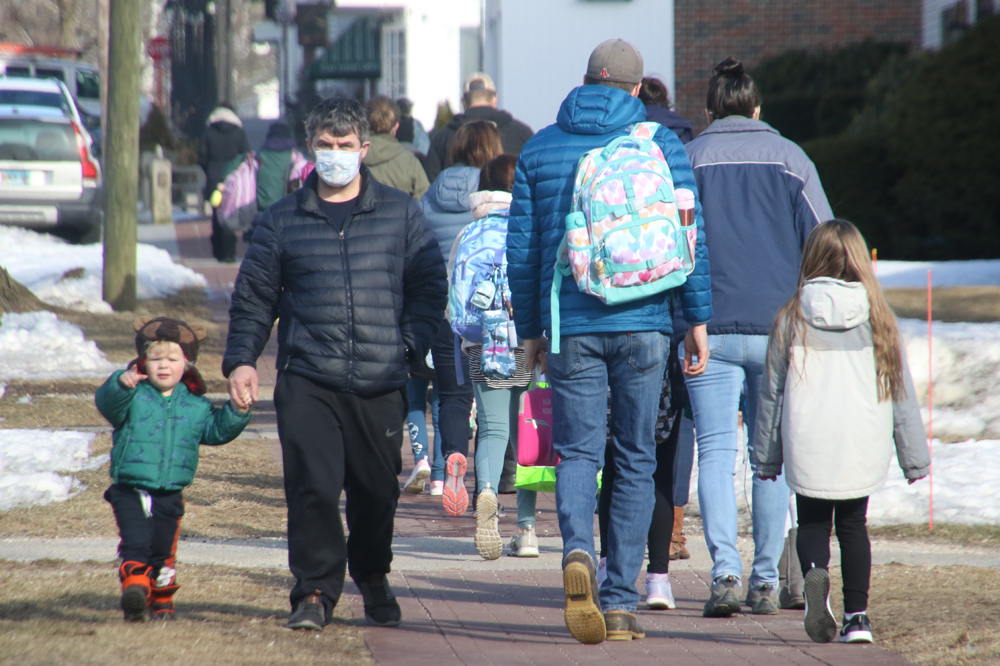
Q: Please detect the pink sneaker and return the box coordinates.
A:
[442,453,468,516]
[429,480,444,496]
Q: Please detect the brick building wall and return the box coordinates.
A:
[674,0,922,134]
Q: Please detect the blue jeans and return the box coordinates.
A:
[472,382,537,528]
[680,334,790,587]
[549,331,667,613]
[672,415,695,506]
[406,378,441,478]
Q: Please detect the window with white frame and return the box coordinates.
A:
[381,23,406,99]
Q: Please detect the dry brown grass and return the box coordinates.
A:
[870,524,1000,548]
[0,559,372,666]
[0,434,287,541]
[884,286,1000,323]
[831,564,1000,666]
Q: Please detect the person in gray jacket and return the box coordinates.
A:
[755,220,930,646]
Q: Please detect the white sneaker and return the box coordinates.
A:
[645,572,676,610]
[403,458,431,494]
[508,526,539,557]
[429,480,444,496]
[596,557,608,586]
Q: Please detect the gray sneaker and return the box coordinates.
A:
[746,583,780,615]
[703,575,742,618]
[286,590,325,630]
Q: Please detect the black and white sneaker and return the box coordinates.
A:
[839,613,874,643]
[803,568,837,643]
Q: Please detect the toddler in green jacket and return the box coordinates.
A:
[95,316,251,622]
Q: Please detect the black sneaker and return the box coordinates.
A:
[803,568,838,643]
[703,575,742,617]
[839,613,873,643]
[286,590,325,630]
[357,574,401,627]
[562,550,606,644]
[604,610,645,641]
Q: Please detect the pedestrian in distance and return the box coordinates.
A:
[96,317,251,622]
[420,120,504,516]
[507,39,712,644]
[199,103,250,263]
[755,219,930,644]
[425,72,533,182]
[224,97,447,631]
[638,76,694,145]
[395,97,431,158]
[363,95,431,201]
[682,56,834,618]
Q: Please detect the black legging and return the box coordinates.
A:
[598,405,680,574]
[796,494,871,613]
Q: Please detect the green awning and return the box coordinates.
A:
[310,17,381,80]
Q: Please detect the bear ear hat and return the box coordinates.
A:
[133,316,153,332]
[188,323,208,341]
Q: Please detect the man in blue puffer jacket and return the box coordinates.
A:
[507,39,712,644]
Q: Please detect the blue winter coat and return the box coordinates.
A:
[419,165,481,257]
[685,116,834,337]
[507,85,712,341]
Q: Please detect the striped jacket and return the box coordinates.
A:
[685,116,833,336]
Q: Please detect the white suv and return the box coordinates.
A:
[0,100,104,243]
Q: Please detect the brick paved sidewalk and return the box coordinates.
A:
[175,220,912,666]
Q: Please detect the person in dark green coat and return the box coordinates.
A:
[95,317,251,622]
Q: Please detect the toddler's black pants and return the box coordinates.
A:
[796,494,870,613]
[274,370,406,617]
[104,484,184,579]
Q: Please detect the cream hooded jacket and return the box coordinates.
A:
[754,277,930,499]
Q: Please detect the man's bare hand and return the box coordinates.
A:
[524,337,548,375]
[118,366,148,389]
[683,324,709,376]
[228,365,259,411]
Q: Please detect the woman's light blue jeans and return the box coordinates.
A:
[406,377,442,480]
[680,334,790,588]
[472,381,536,528]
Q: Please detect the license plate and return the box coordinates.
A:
[0,170,29,186]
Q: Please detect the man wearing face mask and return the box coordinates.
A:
[223,97,447,632]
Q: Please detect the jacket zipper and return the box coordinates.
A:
[160,392,174,488]
[340,229,355,390]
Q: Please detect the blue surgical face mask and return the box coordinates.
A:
[314,149,361,188]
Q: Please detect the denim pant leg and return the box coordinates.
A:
[682,336,745,582]
[742,334,790,587]
[431,323,473,460]
[672,415,696,507]
[472,381,513,494]
[429,384,443,481]
[406,377,431,463]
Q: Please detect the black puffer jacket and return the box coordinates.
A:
[223,167,447,396]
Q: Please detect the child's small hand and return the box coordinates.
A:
[907,475,928,485]
[118,366,148,389]
[231,398,251,414]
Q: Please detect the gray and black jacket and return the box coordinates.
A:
[754,278,930,499]
[223,167,447,396]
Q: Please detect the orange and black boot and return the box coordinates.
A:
[119,561,152,622]
[149,568,180,620]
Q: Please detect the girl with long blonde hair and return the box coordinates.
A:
[755,220,930,645]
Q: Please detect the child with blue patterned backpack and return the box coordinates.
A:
[96,317,251,622]
[448,154,539,560]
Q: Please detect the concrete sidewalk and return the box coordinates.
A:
[133,218,916,664]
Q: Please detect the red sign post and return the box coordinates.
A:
[146,37,171,114]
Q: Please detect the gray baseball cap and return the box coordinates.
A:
[586,39,643,85]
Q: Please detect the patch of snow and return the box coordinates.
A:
[877,259,1000,288]
[0,312,120,380]
[0,430,108,511]
[0,226,207,313]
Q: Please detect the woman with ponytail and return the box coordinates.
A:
[682,57,836,618]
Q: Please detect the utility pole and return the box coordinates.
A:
[102,0,141,311]
[216,0,233,103]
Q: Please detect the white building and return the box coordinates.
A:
[485,0,676,134]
